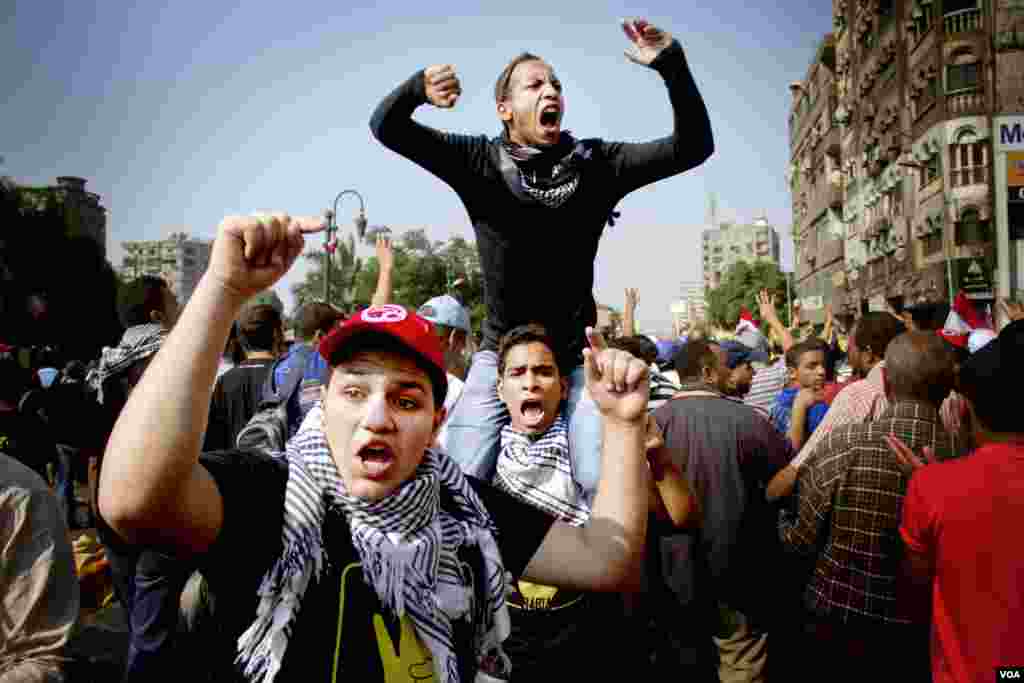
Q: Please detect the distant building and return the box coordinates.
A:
[702,216,782,290]
[120,232,212,304]
[14,176,108,257]
[671,281,707,332]
[788,0,1019,322]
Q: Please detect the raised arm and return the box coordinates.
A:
[523,328,650,591]
[623,287,639,337]
[604,19,714,196]
[758,289,794,352]
[99,214,322,555]
[370,235,394,307]
[369,65,490,191]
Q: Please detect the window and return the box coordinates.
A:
[919,154,940,189]
[911,4,935,40]
[923,231,943,255]
[955,208,991,244]
[879,0,895,30]
[946,62,979,92]
[949,142,987,187]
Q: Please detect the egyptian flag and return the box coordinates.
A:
[938,291,991,349]
[734,306,760,337]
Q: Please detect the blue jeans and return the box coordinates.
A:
[441,350,603,502]
[54,445,76,527]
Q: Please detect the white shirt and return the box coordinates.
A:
[435,372,465,448]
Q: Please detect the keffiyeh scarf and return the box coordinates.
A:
[497,131,592,209]
[494,414,590,527]
[88,323,167,404]
[236,405,511,683]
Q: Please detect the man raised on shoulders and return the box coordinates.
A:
[370,17,713,502]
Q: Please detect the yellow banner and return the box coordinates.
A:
[1008,151,1024,185]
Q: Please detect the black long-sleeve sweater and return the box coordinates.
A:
[370,41,714,365]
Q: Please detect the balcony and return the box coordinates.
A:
[944,8,982,37]
[946,89,987,116]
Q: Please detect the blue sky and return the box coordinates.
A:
[4,0,832,333]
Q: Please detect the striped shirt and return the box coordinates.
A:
[779,401,963,624]
[744,358,788,416]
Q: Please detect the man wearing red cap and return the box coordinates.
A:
[98,213,653,683]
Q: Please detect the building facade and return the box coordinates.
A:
[120,232,212,304]
[790,0,1023,322]
[702,217,782,290]
[671,281,708,333]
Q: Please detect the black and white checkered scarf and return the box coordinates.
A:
[498,131,590,209]
[236,405,511,683]
[494,414,590,527]
[89,323,166,404]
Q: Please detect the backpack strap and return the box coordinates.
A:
[263,345,314,407]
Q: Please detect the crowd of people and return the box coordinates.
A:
[2,16,1022,683]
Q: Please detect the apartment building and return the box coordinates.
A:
[120,232,212,304]
[789,0,1023,321]
[702,217,782,290]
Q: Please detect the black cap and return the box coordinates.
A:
[958,319,1024,433]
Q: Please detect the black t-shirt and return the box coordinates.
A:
[203,360,273,451]
[196,450,555,682]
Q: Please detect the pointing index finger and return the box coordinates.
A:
[294,216,328,234]
[586,326,607,352]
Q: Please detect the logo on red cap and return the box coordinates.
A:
[360,304,407,324]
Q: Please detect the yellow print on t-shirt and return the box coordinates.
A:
[333,563,435,683]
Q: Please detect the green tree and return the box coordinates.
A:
[705,261,787,329]
[290,233,361,310]
[350,228,486,334]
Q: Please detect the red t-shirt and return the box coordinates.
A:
[900,442,1024,682]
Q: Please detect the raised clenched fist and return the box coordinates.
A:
[424,64,461,109]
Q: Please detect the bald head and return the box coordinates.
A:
[884,331,955,406]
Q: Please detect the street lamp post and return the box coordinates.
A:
[323,190,368,306]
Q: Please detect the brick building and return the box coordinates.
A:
[789,0,1024,321]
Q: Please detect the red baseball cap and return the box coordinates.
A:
[318,304,448,404]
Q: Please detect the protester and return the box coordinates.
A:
[416,294,472,444]
[88,323,204,681]
[779,332,961,682]
[766,312,907,501]
[0,454,80,683]
[769,338,829,451]
[371,17,713,502]
[98,213,654,682]
[118,275,180,329]
[646,338,793,682]
[0,353,58,483]
[891,319,1024,682]
[744,290,795,416]
[492,323,689,680]
[203,304,283,451]
[717,340,769,399]
[273,302,342,437]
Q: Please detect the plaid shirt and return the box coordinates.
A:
[779,401,964,624]
[793,362,967,467]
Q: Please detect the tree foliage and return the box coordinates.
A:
[290,232,361,310]
[705,261,788,329]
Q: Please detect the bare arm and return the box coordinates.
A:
[98,214,320,555]
[623,288,638,337]
[370,236,394,307]
[787,393,811,451]
[758,289,794,352]
[523,329,650,591]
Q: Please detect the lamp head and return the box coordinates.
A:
[354,210,368,240]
